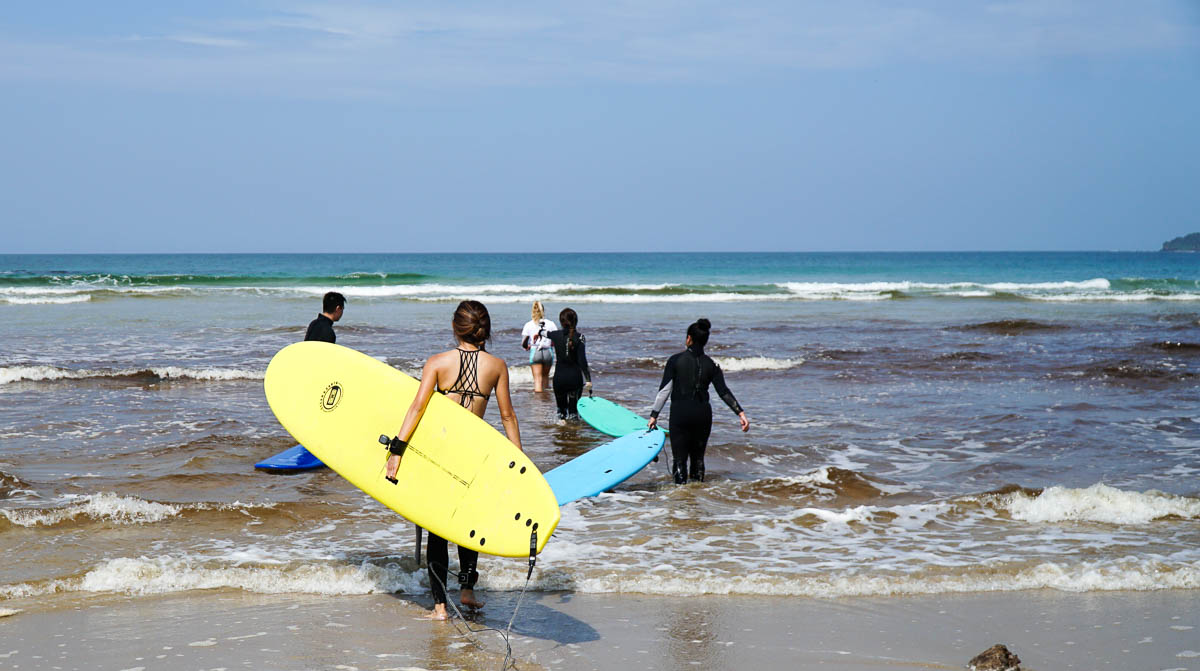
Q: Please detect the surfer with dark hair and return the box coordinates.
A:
[648,318,749,484]
[304,291,345,343]
[384,299,522,620]
[546,307,591,421]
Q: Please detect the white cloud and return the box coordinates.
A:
[163,35,251,49]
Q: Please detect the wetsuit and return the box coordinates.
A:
[650,345,743,484]
[304,314,335,343]
[547,330,590,420]
[425,348,488,604]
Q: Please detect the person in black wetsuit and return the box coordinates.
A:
[383,300,522,620]
[546,307,591,421]
[304,292,345,343]
[647,318,749,484]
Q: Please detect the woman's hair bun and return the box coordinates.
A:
[696,318,711,332]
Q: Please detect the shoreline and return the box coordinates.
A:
[2,588,1197,670]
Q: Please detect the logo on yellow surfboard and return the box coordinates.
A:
[320,382,343,412]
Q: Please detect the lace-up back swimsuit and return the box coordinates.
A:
[438,348,490,408]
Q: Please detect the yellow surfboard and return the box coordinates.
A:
[264,342,559,558]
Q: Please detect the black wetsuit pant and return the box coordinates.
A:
[553,364,585,419]
[426,531,479,605]
[668,400,713,484]
[553,385,582,419]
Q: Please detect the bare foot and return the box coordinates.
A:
[425,604,449,620]
[460,589,485,610]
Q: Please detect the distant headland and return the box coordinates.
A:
[1162,233,1200,251]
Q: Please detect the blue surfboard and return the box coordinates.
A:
[544,429,667,506]
[255,444,326,472]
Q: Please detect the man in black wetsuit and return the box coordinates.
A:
[648,318,749,484]
[305,292,345,343]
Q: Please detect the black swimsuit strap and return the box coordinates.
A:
[440,348,487,407]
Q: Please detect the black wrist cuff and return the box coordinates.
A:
[650,410,660,419]
[388,437,408,456]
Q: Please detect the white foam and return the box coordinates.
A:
[147,366,264,381]
[77,556,424,596]
[980,278,1111,291]
[0,365,264,385]
[711,356,804,372]
[6,547,1199,600]
[0,366,92,384]
[1,294,91,305]
[478,556,1200,598]
[507,366,534,386]
[0,494,272,527]
[1,493,183,526]
[1000,484,1200,524]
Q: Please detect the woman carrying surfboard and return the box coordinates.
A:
[384,300,522,620]
[647,318,749,484]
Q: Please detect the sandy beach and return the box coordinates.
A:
[2,587,1197,670]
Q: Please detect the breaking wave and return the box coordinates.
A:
[0,365,264,385]
[6,274,1200,304]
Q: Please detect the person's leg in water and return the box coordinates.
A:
[553,385,570,421]
[425,532,451,620]
[457,546,484,609]
[531,363,545,393]
[668,402,712,484]
[688,410,713,482]
[565,387,582,421]
[530,347,549,393]
[667,420,697,484]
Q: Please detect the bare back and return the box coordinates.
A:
[429,347,509,419]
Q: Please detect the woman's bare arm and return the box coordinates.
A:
[386,355,441,479]
[493,362,522,451]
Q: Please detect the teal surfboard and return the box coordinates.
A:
[255,445,326,472]
[577,396,664,437]
[544,429,667,506]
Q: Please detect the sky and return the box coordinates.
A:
[2,1,1199,253]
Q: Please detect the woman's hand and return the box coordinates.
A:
[738,411,750,433]
[647,416,657,430]
[386,453,402,481]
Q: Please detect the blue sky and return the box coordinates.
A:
[2,1,1198,253]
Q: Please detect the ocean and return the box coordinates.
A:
[2,251,1199,607]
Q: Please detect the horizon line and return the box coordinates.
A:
[0,249,1177,256]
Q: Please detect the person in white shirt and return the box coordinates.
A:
[520,301,557,393]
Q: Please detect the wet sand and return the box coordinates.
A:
[1,588,1196,670]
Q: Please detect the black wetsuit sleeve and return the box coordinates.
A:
[711,364,743,415]
[650,354,679,419]
[578,334,591,383]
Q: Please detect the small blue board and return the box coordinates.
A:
[544,429,667,506]
[255,444,326,472]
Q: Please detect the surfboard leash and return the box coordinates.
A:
[424,529,539,670]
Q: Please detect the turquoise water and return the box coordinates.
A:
[2,252,1199,302]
